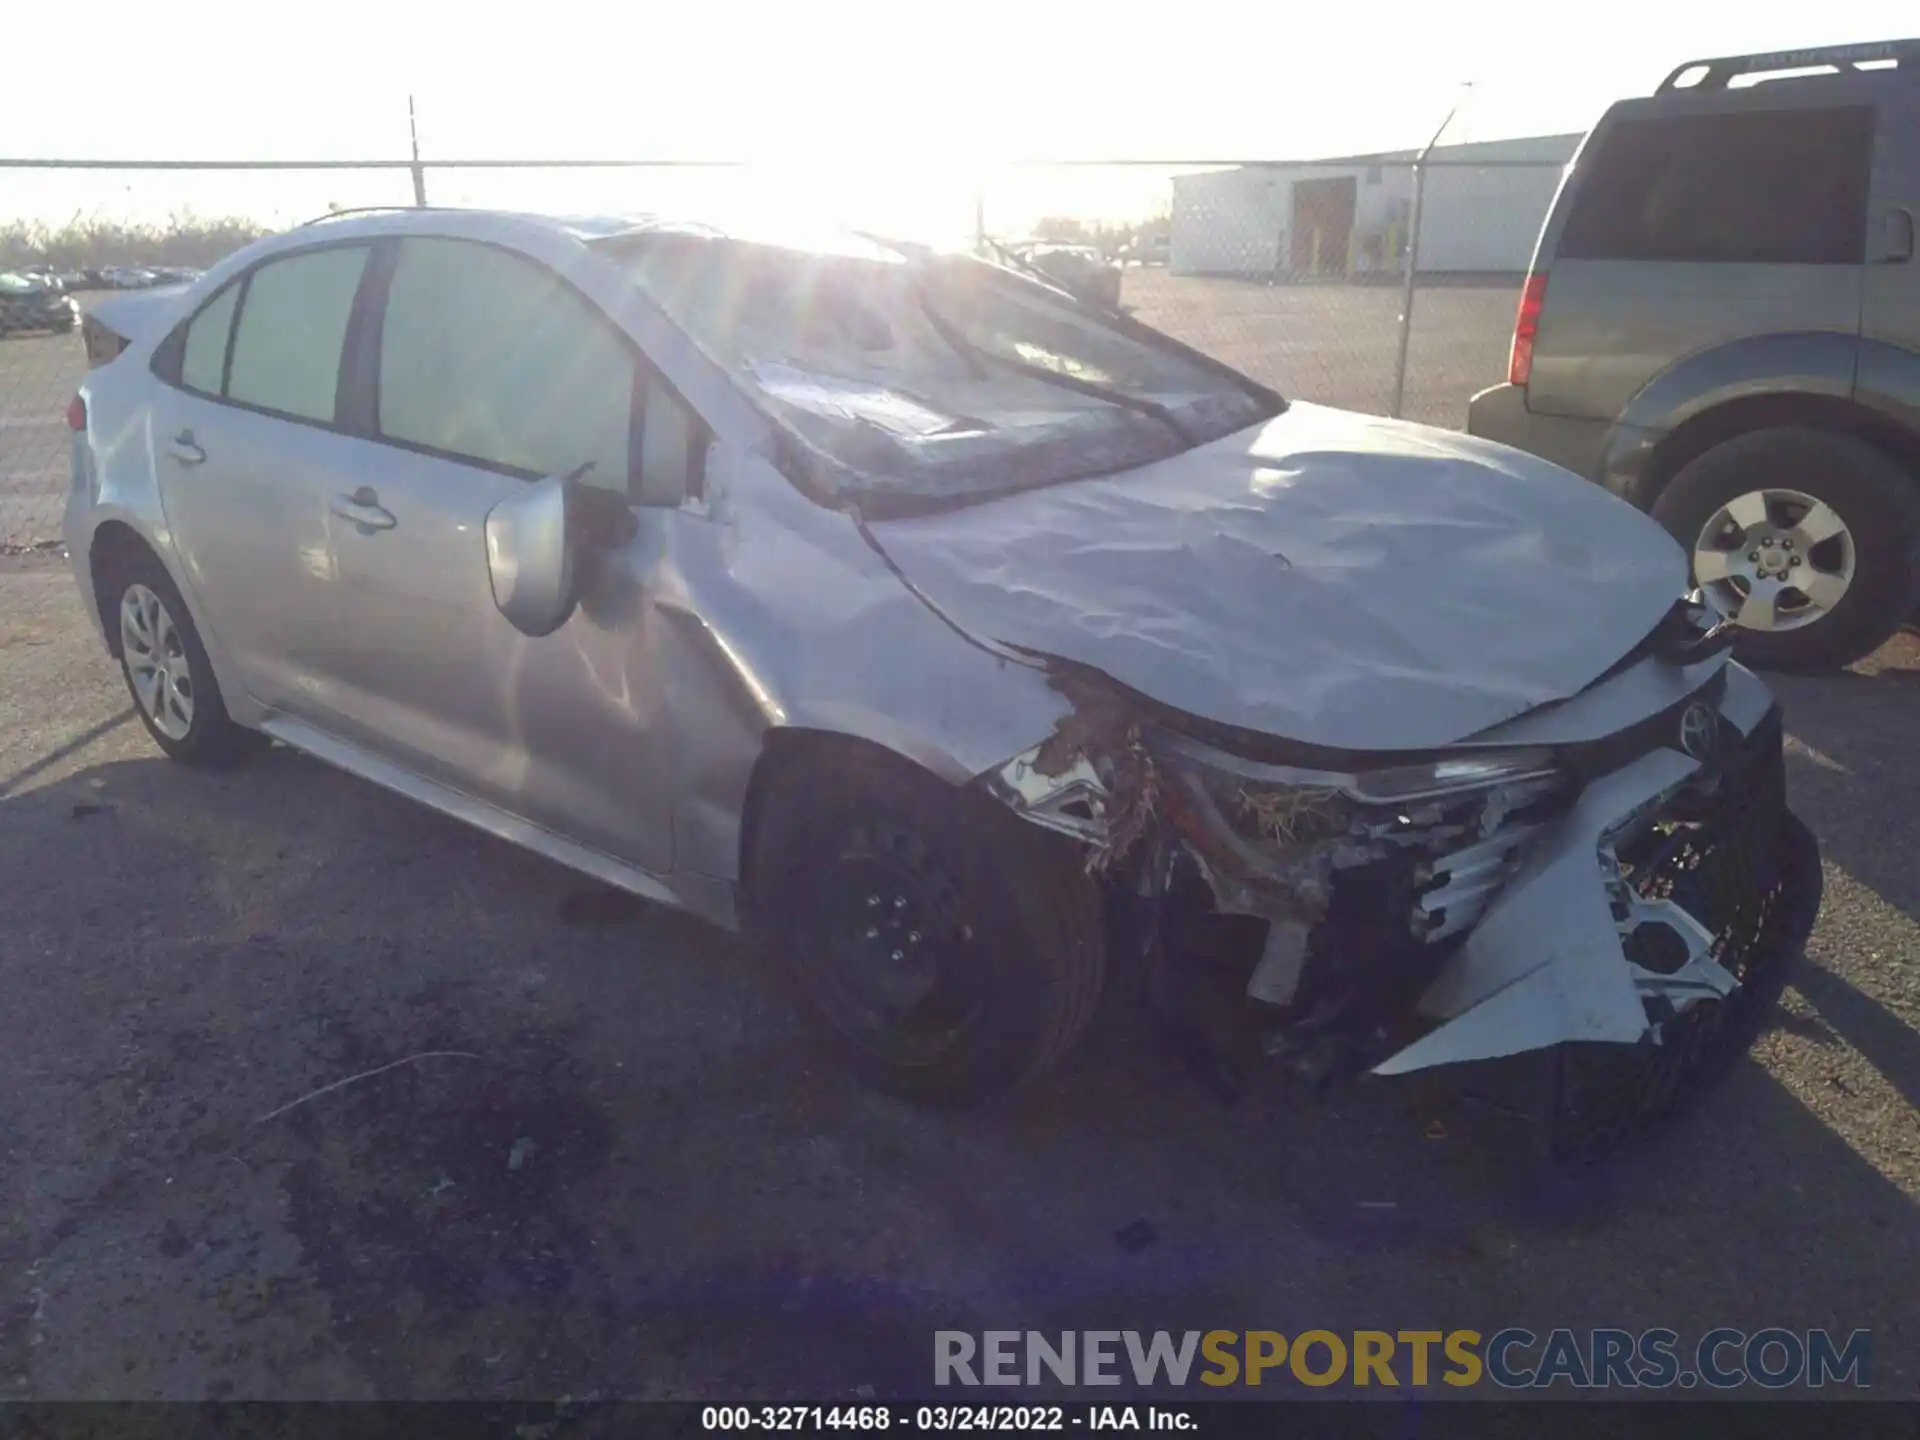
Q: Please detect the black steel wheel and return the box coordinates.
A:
[746,741,1106,1106]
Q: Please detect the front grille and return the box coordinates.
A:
[1561,665,1729,783]
[1549,708,1810,1157]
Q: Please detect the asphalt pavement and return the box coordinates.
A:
[1,551,1916,1400]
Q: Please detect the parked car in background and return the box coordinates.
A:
[0,271,79,333]
[1469,38,1920,671]
[1017,242,1124,309]
[1123,235,1171,267]
[63,208,1819,1152]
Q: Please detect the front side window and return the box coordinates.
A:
[225,246,370,422]
[377,238,636,491]
[1558,106,1875,265]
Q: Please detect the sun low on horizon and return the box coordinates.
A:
[2,2,1915,239]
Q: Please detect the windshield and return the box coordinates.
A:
[0,273,34,293]
[601,235,1279,512]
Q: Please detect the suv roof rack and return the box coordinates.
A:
[1658,38,1920,93]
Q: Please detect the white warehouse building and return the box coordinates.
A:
[1170,133,1583,279]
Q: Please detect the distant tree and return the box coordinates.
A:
[1032,215,1087,242]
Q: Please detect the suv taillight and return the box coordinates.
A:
[1508,272,1547,387]
[66,394,87,431]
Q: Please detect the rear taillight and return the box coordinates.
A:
[66,394,87,432]
[1508,272,1547,387]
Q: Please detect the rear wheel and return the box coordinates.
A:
[1651,427,1920,671]
[745,742,1107,1106]
[105,551,260,766]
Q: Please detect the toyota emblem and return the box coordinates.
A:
[1677,702,1719,762]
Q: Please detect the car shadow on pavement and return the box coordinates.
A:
[1772,649,1920,926]
[1,745,1915,1400]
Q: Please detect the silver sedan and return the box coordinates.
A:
[64,208,1820,1147]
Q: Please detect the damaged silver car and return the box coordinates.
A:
[64,208,1821,1145]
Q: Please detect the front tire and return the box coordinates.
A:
[745,742,1107,1106]
[105,552,259,766]
[1651,427,1920,671]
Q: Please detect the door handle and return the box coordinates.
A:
[330,486,397,531]
[1882,207,1915,264]
[163,431,205,466]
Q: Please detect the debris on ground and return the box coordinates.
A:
[508,1136,538,1172]
[252,1050,482,1125]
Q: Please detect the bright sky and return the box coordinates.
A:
[3,3,1914,240]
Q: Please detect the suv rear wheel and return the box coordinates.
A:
[1651,427,1920,671]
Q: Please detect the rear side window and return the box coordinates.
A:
[1557,106,1874,265]
[377,238,636,490]
[179,283,239,395]
[226,246,370,422]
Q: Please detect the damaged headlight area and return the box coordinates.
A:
[981,718,1574,1082]
[1148,732,1570,1023]
[1148,730,1564,926]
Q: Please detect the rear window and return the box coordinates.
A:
[1557,106,1874,265]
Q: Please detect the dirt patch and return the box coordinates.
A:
[265,1032,614,1396]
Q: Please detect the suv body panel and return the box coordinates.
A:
[1862,80,1920,397]
[1523,75,1882,428]
[1472,63,1915,473]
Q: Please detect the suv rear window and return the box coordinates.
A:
[1557,106,1874,265]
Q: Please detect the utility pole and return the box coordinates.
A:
[1390,81,1472,420]
[408,95,427,207]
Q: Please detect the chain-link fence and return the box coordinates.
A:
[1,146,1571,550]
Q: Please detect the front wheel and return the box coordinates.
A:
[1651,427,1920,671]
[745,742,1107,1106]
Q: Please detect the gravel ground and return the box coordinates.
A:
[1,547,1916,1402]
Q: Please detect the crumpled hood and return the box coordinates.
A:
[865,402,1689,751]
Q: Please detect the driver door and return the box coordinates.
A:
[317,235,707,876]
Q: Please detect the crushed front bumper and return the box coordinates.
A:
[1373,673,1809,1077]
[984,655,1820,1149]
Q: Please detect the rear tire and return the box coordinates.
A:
[103,550,261,766]
[745,741,1107,1106]
[1650,427,1920,671]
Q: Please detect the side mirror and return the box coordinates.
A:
[485,472,579,638]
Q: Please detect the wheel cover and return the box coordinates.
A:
[119,583,194,740]
[1690,487,1855,635]
[805,822,986,1067]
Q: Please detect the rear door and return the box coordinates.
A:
[1526,87,1875,420]
[149,242,379,707]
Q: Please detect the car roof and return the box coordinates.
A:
[291,206,914,263]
